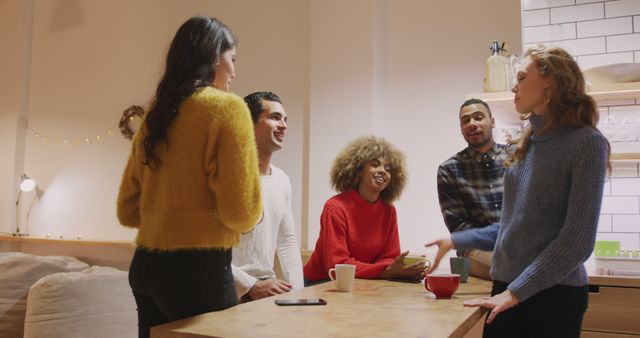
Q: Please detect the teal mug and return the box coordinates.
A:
[449,257,470,283]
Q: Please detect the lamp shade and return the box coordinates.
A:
[20,175,36,192]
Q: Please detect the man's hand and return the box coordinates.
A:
[463,290,519,323]
[247,278,292,300]
[378,251,427,280]
[424,237,455,274]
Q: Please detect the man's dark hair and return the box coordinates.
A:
[244,92,282,123]
[460,98,492,118]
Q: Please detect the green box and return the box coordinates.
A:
[594,240,621,257]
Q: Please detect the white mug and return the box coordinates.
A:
[328,264,356,292]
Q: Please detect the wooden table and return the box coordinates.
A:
[151,277,492,338]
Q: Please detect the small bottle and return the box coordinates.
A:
[484,40,509,92]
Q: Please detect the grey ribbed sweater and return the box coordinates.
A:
[452,115,608,302]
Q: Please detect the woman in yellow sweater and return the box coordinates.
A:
[117,16,261,338]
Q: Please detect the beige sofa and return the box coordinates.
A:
[24,265,137,338]
[0,252,137,338]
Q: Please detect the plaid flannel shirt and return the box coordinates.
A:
[437,143,507,234]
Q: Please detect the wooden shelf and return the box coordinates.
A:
[0,234,134,248]
[466,83,640,158]
[465,81,640,127]
[464,91,522,125]
[589,273,640,288]
[611,152,640,162]
[587,81,640,101]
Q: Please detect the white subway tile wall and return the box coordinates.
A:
[605,0,640,18]
[603,179,612,196]
[578,17,632,38]
[601,196,640,215]
[611,141,640,154]
[524,0,575,11]
[522,0,640,250]
[597,232,640,251]
[577,51,633,70]
[613,215,640,232]
[524,23,577,43]
[607,33,640,53]
[523,9,550,26]
[609,105,640,120]
[598,215,613,232]
[523,2,640,69]
[551,3,603,24]
[553,37,605,55]
[577,0,604,4]
[611,178,640,196]
[601,178,640,249]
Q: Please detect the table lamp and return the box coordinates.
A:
[14,174,36,236]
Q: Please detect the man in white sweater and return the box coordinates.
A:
[232,92,304,301]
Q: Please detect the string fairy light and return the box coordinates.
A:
[25,104,144,146]
[26,127,116,146]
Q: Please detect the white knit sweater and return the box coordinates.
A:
[232,165,304,296]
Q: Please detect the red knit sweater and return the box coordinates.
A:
[303,190,401,281]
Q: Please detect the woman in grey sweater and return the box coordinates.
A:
[426,46,610,338]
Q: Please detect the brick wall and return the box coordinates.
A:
[522,0,640,69]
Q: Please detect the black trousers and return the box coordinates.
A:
[128,247,238,338]
[483,280,588,338]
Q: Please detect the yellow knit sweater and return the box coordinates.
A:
[117,87,262,251]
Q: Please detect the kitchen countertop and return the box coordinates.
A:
[588,273,640,288]
[151,277,493,338]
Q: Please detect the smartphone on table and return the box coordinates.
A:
[275,298,327,306]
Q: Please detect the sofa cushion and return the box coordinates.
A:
[0,252,89,338]
[24,265,137,338]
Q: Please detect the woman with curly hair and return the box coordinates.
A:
[303,135,425,285]
[425,46,610,338]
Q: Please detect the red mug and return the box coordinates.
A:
[424,274,460,299]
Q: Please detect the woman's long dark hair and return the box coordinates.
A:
[142,16,236,169]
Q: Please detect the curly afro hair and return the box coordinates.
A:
[330,135,407,204]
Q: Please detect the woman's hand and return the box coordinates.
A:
[378,251,426,280]
[424,237,454,274]
[463,290,519,323]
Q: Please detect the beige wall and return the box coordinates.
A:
[381,1,522,251]
[306,1,522,252]
[0,0,33,235]
[1,1,521,254]
[307,0,377,248]
[3,0,309,241]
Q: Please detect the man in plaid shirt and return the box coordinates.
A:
[437,98,507,279]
